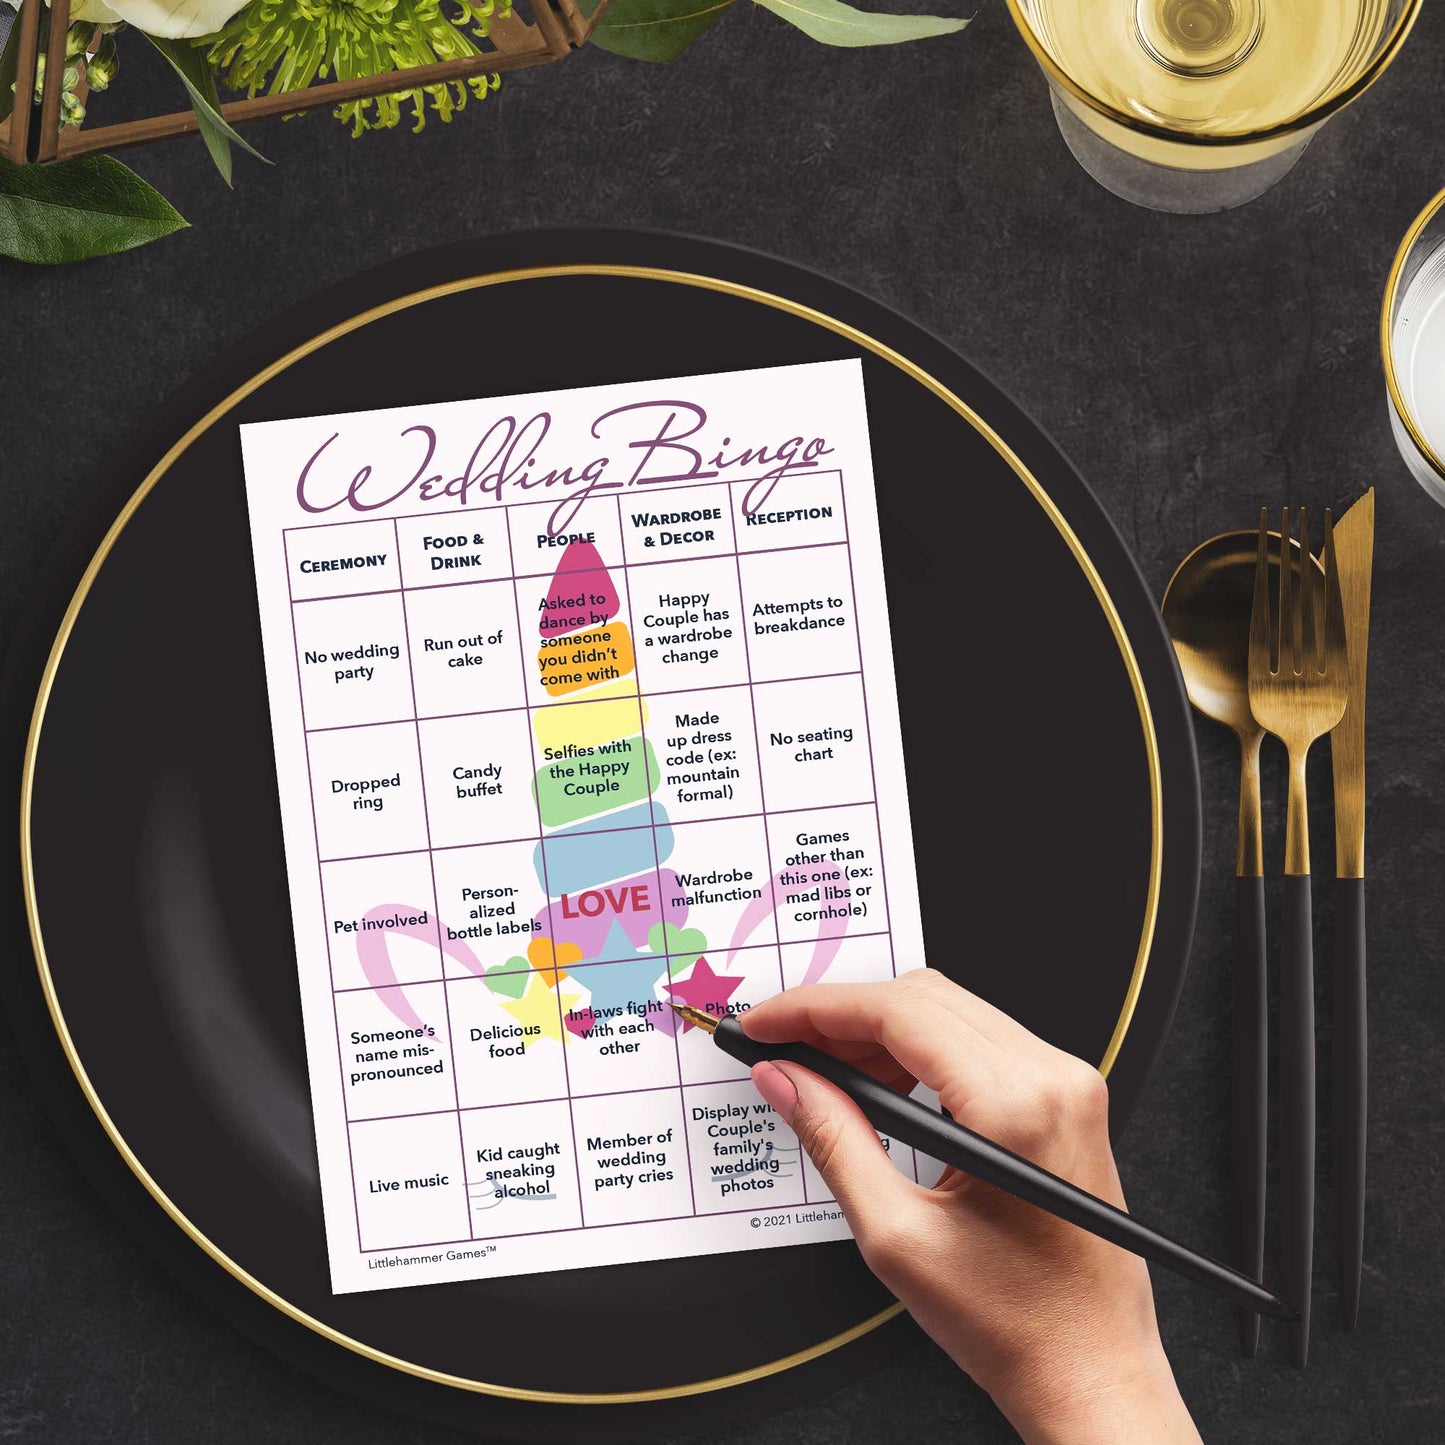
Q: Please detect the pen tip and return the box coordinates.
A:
[668,1001,719,1033]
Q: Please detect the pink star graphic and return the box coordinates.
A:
[664,956,744,1029]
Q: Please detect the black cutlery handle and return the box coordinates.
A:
[1233,874,1267,1359]
[1333,876,1367,1330]
[1281,872,1315,1367]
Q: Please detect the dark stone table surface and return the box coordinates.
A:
[4,3,1444,1439]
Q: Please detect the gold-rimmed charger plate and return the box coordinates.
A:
[0,231,1200,1438]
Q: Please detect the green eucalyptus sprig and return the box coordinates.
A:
[584,0,967,63]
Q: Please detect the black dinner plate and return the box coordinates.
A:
[0,230,1199,1440]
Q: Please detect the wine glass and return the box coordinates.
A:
[1005,0,1422,214]
[1383,184,1445,508]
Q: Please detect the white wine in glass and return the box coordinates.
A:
[1007,0,1420,212]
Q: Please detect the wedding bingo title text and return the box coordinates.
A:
[294,400,836,535]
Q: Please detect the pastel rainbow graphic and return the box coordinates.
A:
[478,538,742,1041]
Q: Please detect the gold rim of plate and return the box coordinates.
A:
[1382,182,1445,483]
[20,265,1163,1406]
[1003,0,1423,149]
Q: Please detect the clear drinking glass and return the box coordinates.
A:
[1383,185,1445,508]
[1004,0,1422,214]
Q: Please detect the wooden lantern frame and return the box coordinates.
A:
[0,0,606,165]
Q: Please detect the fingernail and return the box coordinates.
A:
[751,1061,798,1123]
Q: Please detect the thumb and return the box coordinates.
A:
[751,1060,918,1241]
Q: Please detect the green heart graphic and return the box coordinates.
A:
[647,922,708,978]
[484,960,531,998]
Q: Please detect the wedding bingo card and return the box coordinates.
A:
[240,359,928,1293]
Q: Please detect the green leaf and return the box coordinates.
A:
[144,33,268,187]
[0,153,187,264]
[0,11,19,126]
[581,0,738,62]
[754,0,967,46]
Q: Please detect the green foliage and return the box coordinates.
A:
[585,0,737,62]
[145,33,268,187]
[0,0,966,264]
[0,153,187,264]
[754,0,967,46]
[209,0,505,137]
[583,0,965,61]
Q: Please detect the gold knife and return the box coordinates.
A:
[1330,487,1373,1330]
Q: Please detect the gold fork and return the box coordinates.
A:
[1248,507,1349,1369]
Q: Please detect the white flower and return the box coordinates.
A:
[70,0,251,39]
[69,0,126,24]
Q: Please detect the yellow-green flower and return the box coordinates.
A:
[209,0,506,136]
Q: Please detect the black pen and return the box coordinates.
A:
[669,1002,1297,1323]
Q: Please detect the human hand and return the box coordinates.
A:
[742,970,1200,1445]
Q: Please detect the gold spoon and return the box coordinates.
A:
[1163,529,1317,1359]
